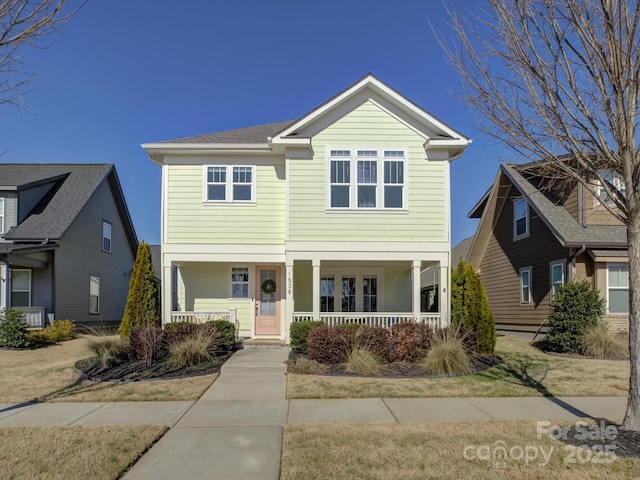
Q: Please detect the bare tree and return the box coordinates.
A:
[442,0,640,430]
[0,0,84,109]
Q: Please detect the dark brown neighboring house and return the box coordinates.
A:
[0,164,138,329]
[467,163,628,338]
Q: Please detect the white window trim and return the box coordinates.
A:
[519,266,532,305]
[606,262,629,314]
[549,260,565,301]
[0,198,4,234]
[319,267,384,312]
[596,170,625,208]
[326,148,408,211]
[102,220,112,253]
[11,269,31,307]
[229,266,251,299]
[90,276,100,314]
[513,198,530,240]
[203,165,256,204]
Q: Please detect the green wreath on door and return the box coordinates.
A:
[261,278,276,295]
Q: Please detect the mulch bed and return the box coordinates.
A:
[75,351,234,382]
[288,352,501,378]
[560,419,640,459]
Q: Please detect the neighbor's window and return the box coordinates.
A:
[597,170,625,207]
[90,276,100,314]
[550,262,565,299]
[520,267,532,304]
[0,198,4,234]
[11,269,31,307]
[205,166,255,203]
[102,221,112,253]
[231,267,249,298]
[320,276,335,312]
[328,148,405,210]
[607,262,629,313]
[514,198,529,239]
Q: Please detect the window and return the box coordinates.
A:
[102,221,112,253]
[205,166,255,203]
[597,170,625,207]
[0,198,4,234]
[320,276,335,312]
[231,267,249,298]
[90,276,100,314]
[520,267,532,304]
[607,263,629,313]
[341,276,356,312]
[11,269,31,307]
[363,276,378,312]
[328,148,405,210]
[550,262,565,299]
[514,198,529,239]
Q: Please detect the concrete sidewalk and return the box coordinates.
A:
[0,347,628,479]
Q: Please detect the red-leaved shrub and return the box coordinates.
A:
[389,322,434,363]
[130,327,166,365]
[308,326,355,364]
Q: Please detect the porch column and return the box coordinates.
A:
[162,264,172,325]
[285,262,294,340]
[412,260,421,321]
[440,264,450,327]
[312,259,321,320]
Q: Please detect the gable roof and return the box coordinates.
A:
[467,163,626,266]
[142,73,471,162]
[0,164,138,254]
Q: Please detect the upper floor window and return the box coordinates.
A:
[607,262,629,314]
[550,261,565,300]
[205,166,255,203]
[513,198,529,239]
[0,198,4,234]
[597,170,625,207]
[328,148,406,210]
[102,221,112,253]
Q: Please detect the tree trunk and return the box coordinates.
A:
[622,201,640,430]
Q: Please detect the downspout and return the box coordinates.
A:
[569,244,587,281]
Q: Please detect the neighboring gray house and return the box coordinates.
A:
[0,164,138,328]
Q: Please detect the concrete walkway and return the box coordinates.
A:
[0,347,629,479]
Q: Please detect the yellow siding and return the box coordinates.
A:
[289,100,446,241]
[166,163,285,244]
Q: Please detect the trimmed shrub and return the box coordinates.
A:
[130,327,166,365]
[581,323,628,359]
[288,357,329,375]
[166,327,220,368]
[422,326,471,375]
[0,308,29,348]
[388,322,434,363]
[46,320,76,342]
[353,325,392,362]
[545,280,605,353]
[343,347,384,375]
[206,320,236,351]
[308,325,355,364]
[290,320,324,354]
[451,259,496,354]
[119,242,160,340]
[163,322,193,332]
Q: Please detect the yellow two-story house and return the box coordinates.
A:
[142,74,470,341]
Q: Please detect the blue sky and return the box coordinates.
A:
[0,0,512,246]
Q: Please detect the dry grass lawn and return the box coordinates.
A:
[282,421,639,480]
[0,335,216,403]
[287,336,630,399]
[0,425,166,480]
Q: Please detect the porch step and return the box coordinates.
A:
[237,338,288,349]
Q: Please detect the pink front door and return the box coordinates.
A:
[255,266,281,335]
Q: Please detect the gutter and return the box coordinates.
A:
[569,244,587,272]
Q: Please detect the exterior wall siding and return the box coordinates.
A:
[165,162,285,244]
[288,100,447,242]
[479,185,569,335]
[54,179,134,326]
[0,193,17,237]
[585,190,625,226]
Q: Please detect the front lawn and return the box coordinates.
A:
[0,335,216,403]
[286,336,629,399]
[281,421,640,480]
[0,425,166,480]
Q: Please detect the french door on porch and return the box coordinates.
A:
[255,266,281,335]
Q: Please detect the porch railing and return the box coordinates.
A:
[168,309,239,339]
[293,312,444,330]
[15,306,46,329]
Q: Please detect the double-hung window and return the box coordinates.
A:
[550,262,565,299]
[102,221,112,253]
[514,198,529,239]
[328,148,405,210]
[11,269,31,307]
[0,198,4,234]
[607,263,629,313]
[597,170,625,207]
[205,166,254,203]
[520,267,532,304]
[90,276,100,314]
[231,267,249,298]
[320,276,335,312]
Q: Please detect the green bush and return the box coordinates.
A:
[0,308,29,348]
[290,320,324,354]
[206,320,236,351]
[422,326,471,375]
[389,322,434,363]
[545,280,605,353]
[47,320,76,342]
[163,321,193,332]
[308,325,355,364]
[451,259,496,354]
[580,322,628,359]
